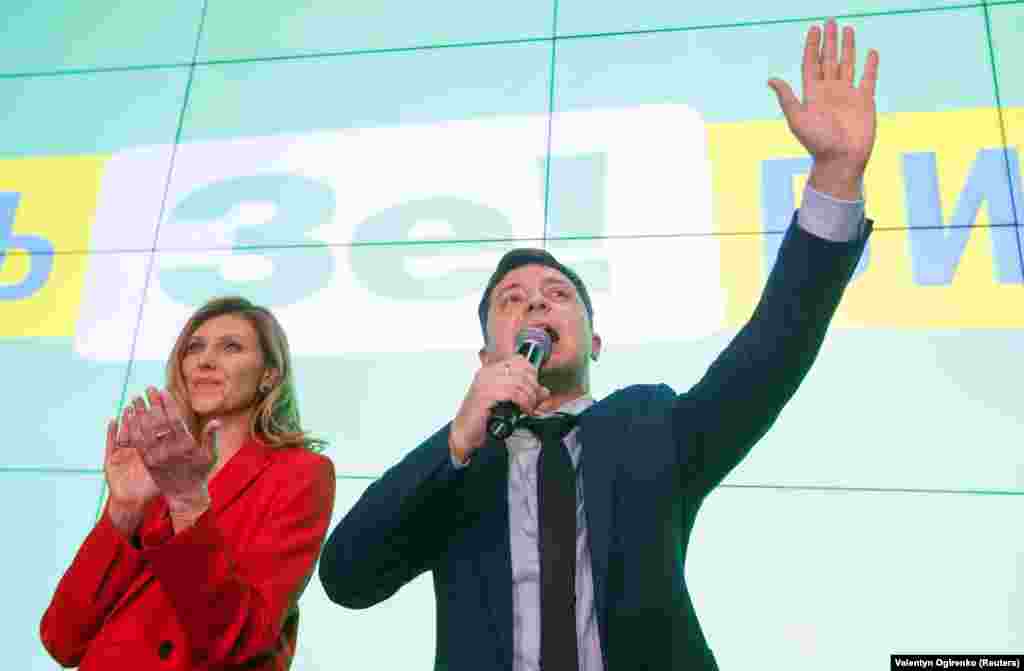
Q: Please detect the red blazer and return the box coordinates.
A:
[41,437,335,670]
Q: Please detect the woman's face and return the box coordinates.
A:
[180,313,270,420]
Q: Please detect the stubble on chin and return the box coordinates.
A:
[538,359,587,395]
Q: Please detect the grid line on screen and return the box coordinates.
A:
[541,0,561,238]
[17,219,1012,257]
[0,467,102,475]
[327,475,1024,497]
[0,62,190,81]
[93,0,212,523]
[4,467,1020,496]
[553,2,988,40]
[983,2,1024,276]
[0,3,1008,81]
[720,483,1024,496]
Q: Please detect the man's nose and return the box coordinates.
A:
[527,293,549,313]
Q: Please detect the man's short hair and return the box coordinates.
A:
[477,248,594,341]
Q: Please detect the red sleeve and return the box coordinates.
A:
[40,508,148,667]
[141,454,335,666]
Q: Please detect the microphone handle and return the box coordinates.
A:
[487,400,521,440]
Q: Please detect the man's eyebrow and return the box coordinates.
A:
[495,282,523,295]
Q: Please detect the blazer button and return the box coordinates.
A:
[158,640,174,660]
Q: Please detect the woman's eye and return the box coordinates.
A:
[224,342,241,352]
[185,342,202,353]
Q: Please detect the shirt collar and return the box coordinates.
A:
[545,395,593,417]
[506,395,593,452]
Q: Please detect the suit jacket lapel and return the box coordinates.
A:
[578,402,618,655]
[469,437,514,671]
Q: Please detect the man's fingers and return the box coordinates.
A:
[822,19,839,79]
[768,79,800,120]
[840,25,856,83]
[513,383,539,413]
[802,24,822,92]
[859,49,880,97]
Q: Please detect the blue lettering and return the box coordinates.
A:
[0,192,54,301]
[349,154,611,302]
[350,196,512,300]
[160,175,335,306]
[902,149,1023,284]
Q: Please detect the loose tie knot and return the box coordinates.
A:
[519,412,578,445]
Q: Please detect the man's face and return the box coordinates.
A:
[482,264,600,385]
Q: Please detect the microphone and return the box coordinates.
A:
[487,326,553,440]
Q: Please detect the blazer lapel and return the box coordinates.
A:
[469,437,514,671]
[206,437,273,516]
[578,402,619,654]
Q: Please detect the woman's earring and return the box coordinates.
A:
[259,381,272,394]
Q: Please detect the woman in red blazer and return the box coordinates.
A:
[40,296,335,670]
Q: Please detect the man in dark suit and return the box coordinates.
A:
[320,19,879,670]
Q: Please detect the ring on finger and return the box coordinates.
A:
[154,429,172,441]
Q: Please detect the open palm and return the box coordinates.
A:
[105,415,159,508]
[769,20,880,171]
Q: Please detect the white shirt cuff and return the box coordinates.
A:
[796,183,866,242]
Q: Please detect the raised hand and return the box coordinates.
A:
[768,19,880,199]
[104,405,161,535]
[125,387,220,521]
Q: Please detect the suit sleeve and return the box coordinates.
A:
[139,453,335,667]
[319,425,470,609]
[674,212,870,496]
[39,509,148,667]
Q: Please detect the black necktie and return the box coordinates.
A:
[521,412,579,671]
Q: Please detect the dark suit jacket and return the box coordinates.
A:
[320,217,870,670]
[41,438,335,671]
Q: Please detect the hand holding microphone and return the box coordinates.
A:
[449,327,553,464]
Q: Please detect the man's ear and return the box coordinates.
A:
[590,333,602,362]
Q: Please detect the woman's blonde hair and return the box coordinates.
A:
[165,296,325,452]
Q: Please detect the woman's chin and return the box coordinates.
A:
[191,403,222,419]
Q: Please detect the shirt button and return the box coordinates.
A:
[158,640,173,660]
